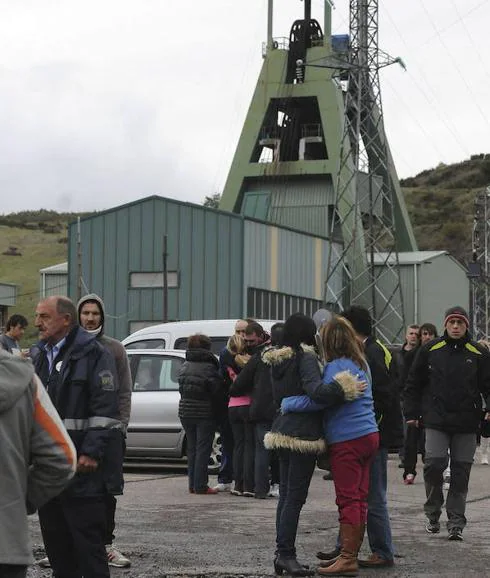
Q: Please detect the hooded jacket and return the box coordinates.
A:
[77,294,132,495]
[404,332,490,433]
[77,293,132,427]
[33,325,121,497]
[364,336,404,449]
[0,351,76,565]
[178,348,225,421]
[262,345,327,454]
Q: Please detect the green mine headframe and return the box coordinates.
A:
[220,0,417,343]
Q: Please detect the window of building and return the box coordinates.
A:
[129,271,179,288]
[247,287,325,319]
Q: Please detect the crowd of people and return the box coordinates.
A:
[1,299,490,577]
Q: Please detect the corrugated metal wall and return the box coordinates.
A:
[243,220,343,304]
[243,178,333,238]
[418,255,469,328]
[373,255,469,341]
[42,274,68,298]
[0,283,16,306]
[68,197,244,340]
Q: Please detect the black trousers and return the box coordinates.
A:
[0,565,27,578]
[229,405,255,493]
[104,494,117,545]
[39,495,109,578]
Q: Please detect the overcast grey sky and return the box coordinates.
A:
[0,0,489,213]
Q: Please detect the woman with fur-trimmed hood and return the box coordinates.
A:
[280,316,379,577]
[263,313,364,577]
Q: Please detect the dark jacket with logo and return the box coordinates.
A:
[404,333,490,434]
[178,348,224,421]
[365,336,404,449]
[229,343,275,423]
[33,326,121,498]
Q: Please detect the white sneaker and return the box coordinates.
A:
[268,483,280,498]
[106,545,131,568]
[37,557,51,568]
[213,482,232,492]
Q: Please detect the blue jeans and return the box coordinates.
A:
[367,447,394,560]
[181,418,216,492]
[276,449,316,557]
[255,421,273,497]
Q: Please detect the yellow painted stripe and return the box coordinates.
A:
[315,238,322,300]
[270,226,278,291]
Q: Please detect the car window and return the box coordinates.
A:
[125,339,166,350]
[132,355,183,391]
[174,336,228,355]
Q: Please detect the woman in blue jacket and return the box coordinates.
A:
[281,315,379,577]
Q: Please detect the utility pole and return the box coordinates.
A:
[162,235,168,323]
[77,217,82,301]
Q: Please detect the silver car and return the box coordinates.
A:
[126,349,222,469]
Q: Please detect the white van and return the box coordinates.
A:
[122,319,278,354]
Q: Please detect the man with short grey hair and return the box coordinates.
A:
[32,296,121,577]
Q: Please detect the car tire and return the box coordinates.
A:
[208,431,222,474]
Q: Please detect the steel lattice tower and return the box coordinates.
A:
[470,187,490,340]
[324,0,417,343]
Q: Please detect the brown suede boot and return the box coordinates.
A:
[317,524,360,577]
[319,522,365,569]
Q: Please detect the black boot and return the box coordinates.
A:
[316,546,341,561]
[274,555,314,576]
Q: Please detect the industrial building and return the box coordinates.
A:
[66,195,342,340]
[57,195,468,342]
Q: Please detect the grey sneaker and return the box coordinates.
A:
[213,482,232,492]
[268,483,280,498]
[106,545,131,567]
[425,520,440,534]
[448,528,463,541]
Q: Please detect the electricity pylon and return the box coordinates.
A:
[322,0,417,343]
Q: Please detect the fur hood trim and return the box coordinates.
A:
[264,431,326,454]
[334,370,364,402]
[262,343,317,366]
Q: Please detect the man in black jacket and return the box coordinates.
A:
[33,296,121,578]
[404,306,490,541]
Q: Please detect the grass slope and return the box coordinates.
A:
[0,225,68,345]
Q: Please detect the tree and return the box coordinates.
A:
[203,193,221,209]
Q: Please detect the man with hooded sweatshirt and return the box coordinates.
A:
[404,306,490,541]
[0,351,76,578]
[77,293,132,568]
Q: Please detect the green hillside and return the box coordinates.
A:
[0,211,94,345]
[401,153,490,265]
